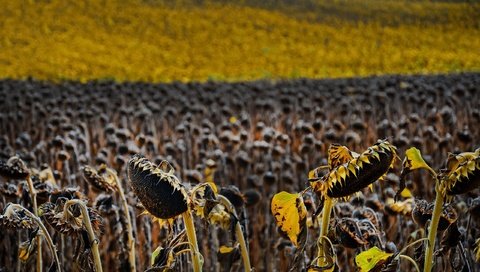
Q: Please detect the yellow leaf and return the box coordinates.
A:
[403,147,434,173]
[271,191,307,246]
[400,188,413,198]
[219,245,235,254]
[355,247,393,272]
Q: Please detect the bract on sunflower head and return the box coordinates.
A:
[311,140,397,199]
[128,154,188,220]
[440,148,480,196]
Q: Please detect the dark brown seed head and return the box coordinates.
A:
[219,186,244,208]
[0,205,35,229]
[244,189,262,207]
[412,199,457,231]
[311,140,397,198]
[82,165,116,192]
[335,218,367,249]
[128,155,188,219]
[0,156,29,180]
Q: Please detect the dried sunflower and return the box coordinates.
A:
[310,140,397,198]
[40,198,103,236]
[128,155,188,220]
[149,230,189,271]
[82,164,116,192]
[334,218,367,249]
[440,148,480,197]
[412,199,457,231]
[0,204,35,229]
[0,156,29,180]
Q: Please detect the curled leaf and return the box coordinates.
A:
[271,191,307,247]
[397,147,433,200]
[403,147,434,173]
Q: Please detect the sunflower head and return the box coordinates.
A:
[412,199,457,231]
[0,204,35,229]
[440,148,480,196]
[82,164,116,192]
[334,218,367,249]
[311,140,397,198]
[128,154,188,220]
[0,156,29,180]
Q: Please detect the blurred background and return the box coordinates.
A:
[1,0,479,82]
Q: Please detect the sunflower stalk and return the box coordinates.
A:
[424,183,443,272]
[5,204,61,272]
[182,209,202,272]
[64,200,102,272]
[26,175,42,272]
[217,194,251,272]
[106,168,136,272]
[317,196,333,267]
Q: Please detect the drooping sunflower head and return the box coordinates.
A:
[128,154,188,220]
[0,156,29,180]
[440,148,480,197]
[0,204,35,229]
[412,199,457,231]
[311,140,397,198]
[82,164,116,192]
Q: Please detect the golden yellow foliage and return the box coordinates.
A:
[355,246,393,272]
[403,147,435,174]
[271,191,307,247]
[0,0,479,82]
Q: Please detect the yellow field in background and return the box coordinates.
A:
[0,0,479,82]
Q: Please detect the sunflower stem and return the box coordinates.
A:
[217,195,252,272]
[26,176,42,272]
[64,200,102,272]
[107,169,136,272]
[182,210,202,272]
[424,184,444,272]
[317,196,333,267]
[399,254,420,272]
[6,204,61,272]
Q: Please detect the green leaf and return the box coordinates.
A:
[355,246,393,272]
[151,245,162,266]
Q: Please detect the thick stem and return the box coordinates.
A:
[424,185,444,272]
[182,210,202,272]
[317,197,333,267]
[26,176,42,272]
[235,222,251,272]
[65,200,102,272]
[108,169,136,272]
[7,204,61,272]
